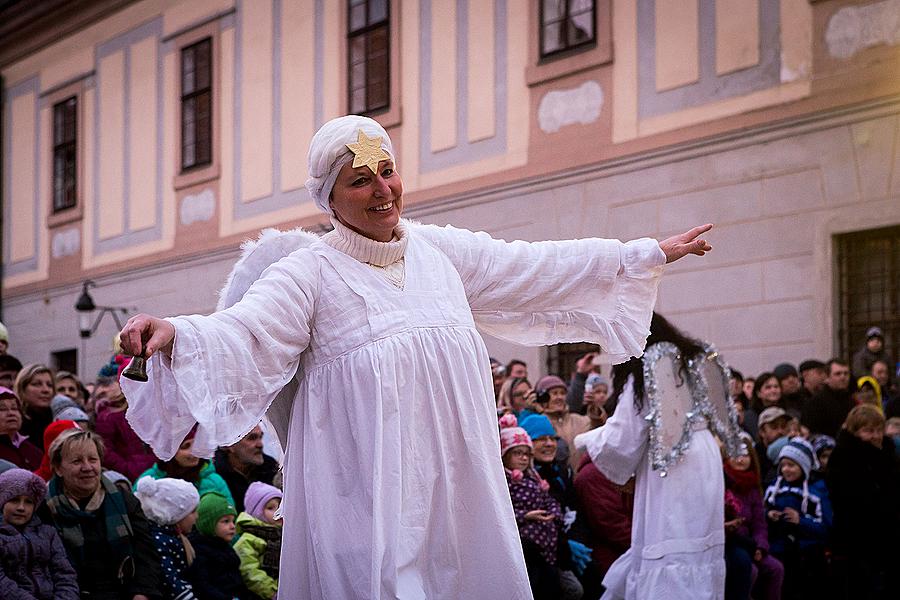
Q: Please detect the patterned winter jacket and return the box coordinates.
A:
[506,467,562,566]
[150,523,196,600]
[0,517,79,600]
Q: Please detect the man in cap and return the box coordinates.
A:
[799,359,827,397]
[773,363,803,418]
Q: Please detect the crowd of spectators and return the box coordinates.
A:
[0,317,897,600]
[0,325,284,599]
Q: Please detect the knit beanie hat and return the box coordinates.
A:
[499,414,533,456]
[766,435,791,463]
[34,420,80,481]
[777,437,818,480]
[535,375,567,393]
[811,435,836,457]
[135,476,200,526]
[51,394,89,423]
[196,492,237,536]
[519,413,557,441]
[773,363,798,381]
[244,481,283,522]
[585,373,609,389]
[102,470,131,487]
[0,468,47,508]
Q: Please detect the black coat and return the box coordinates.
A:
[802,386,852,437]
[186,533,256,600]
[213,450,279,512]
[825,430,900,563]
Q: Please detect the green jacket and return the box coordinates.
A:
[133,461,235,507]
[234,512,280,599]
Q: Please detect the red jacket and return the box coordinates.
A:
[0,433,43,471]
[573,454,634,575]
[94,407,155,481]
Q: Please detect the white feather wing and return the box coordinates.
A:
[216,227,321,456]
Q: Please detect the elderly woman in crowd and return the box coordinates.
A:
[119,114,711,599]
[45,428,161,600]
[14,364,55,450]
[0,387,43,470]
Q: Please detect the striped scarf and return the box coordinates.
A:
[46,474,135,575]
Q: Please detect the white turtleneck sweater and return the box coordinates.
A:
[320,218,408,288]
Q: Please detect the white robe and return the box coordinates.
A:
[123,223,665,600]
[576,375,726,600]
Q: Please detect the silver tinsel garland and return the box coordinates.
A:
[643,342,745,477]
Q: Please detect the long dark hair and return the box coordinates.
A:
[609,313,705,413]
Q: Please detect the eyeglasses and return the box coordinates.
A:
[507,448,532,458]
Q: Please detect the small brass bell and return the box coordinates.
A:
[121,354,148,382]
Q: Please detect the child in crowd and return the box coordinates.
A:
[756,407,792,485]
[136,476,201,600]
[826,404,900,600]
[0,468,79,599]
[499,414,569,600]
[723,438,783,600]
[187,492,252,600]
[886,417,900,457]
[809,435,835,480]
[764,438,831,599]
[235,482,283,600]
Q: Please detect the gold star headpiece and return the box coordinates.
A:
[346,129,391,174]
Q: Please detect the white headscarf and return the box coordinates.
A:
[305,115,395,216]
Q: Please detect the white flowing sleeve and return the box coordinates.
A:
[414,222,666,363]
[573,376,648,485]
[123,250,320,460]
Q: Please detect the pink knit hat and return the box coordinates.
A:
[499,414,532,456]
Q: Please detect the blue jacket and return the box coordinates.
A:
[763,476,832,554]
[150,523,196,600]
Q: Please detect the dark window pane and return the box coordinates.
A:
[52,97,78,212]
[350,34,366,64]
[367,82,387,109]
[369,0,387,24]
[181,38,213,170]
[195,40,211,89]
[368,25,387,54]
[542,23,563,55]
[543,0,563,21]
[350,61,366,91]
[540,0,596,58]
[347,4,390,115]
[350,3,367,31]
[569,12,593,44]
[350,86,366,114]
[182,48,195,94]
[54,107,64,142]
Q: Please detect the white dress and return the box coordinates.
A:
[123,222,665,600]
[575,375,726,600]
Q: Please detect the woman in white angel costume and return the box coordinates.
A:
[119,115,713,600]
[574,312,743,600]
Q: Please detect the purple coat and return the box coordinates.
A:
[94,407,155,482]
[0,517,79,600]
[730,484,769,552]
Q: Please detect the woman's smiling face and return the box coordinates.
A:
[330,159,403,242]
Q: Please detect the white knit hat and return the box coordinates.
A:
[304,115,394,216]
[135,476,199,526]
